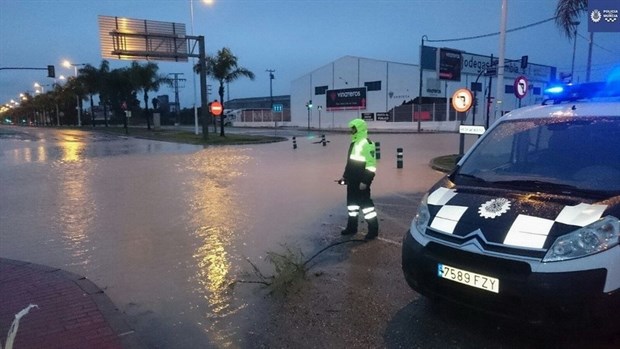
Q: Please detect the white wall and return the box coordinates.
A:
[291,55,554,131]
[291,56,419,129]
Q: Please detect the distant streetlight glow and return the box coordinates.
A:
[189,0,215,134]
[62,59,87,126]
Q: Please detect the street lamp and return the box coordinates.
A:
[266,69,275,110]
[317,105,323,130]
[62,60,86,126]
[306,100,312,130]
[34,82,47,94]
[189,0,216,135]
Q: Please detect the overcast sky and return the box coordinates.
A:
[1,0,618,108]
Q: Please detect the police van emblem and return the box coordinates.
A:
[479,198,511,219]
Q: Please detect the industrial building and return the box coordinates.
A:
[288,48,556,131]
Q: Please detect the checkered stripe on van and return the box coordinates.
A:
[427,187,608,249]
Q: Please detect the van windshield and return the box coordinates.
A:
[457,117,620,195]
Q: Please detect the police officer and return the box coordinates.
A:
[338,118,378,240]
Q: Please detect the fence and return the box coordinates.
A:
[238,109,291,123]
[392,103,461,122]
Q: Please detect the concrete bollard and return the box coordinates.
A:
[397,147,403,168]
[293,136,297,149]
[321,134,326,146]
[375,141,381,160]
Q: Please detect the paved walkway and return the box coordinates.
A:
[0,258,143,349]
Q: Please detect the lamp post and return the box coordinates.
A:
[570,21,580,83]
[266,69,275,110]
[62,60,86,127]
[190,0,215,135]
[306,100,312,130]
[317,105,322,130]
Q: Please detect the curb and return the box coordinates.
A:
[0,258,145,349]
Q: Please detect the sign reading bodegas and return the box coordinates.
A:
[326,87,367,111]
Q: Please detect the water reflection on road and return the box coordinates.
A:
[0,126,458,348]
[183,148,252,346]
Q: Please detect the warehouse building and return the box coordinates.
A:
[289,49,556,131]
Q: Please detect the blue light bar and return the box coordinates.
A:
[543,80,620,105]
[544,86,565,94]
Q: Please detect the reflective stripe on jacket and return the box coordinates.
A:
[343,138,376,184]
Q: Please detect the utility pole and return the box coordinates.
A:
[266,69,275,110]
[168,73,185,126]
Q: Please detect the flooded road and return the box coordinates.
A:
[9,126,601,348]
[1,126,450,347]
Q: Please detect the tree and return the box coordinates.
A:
[195,47,255,137]
[555,0,587,39]
[128,61,170,130]
[555,0,593,81]
[97,60,111,127]
[64,77,87,126]
[107,67,136,130]
[78,64,100,127]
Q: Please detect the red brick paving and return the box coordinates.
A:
[0,259,141,349]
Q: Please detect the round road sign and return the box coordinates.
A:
[514,76,528,99]
[209,101,223,116]
[451,88,474,113]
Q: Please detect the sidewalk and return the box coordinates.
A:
[0,258,143,349]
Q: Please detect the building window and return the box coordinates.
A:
[315,85,328,95]
[364,81,381,91]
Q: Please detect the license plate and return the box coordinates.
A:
[437,263,499,293]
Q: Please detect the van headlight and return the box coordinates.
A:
[411,194,431,235]
[543,216,620,262]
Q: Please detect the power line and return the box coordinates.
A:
[425,16,557,43]
[424,15,618,59]
[577,32,618,55]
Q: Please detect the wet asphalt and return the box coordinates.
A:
[1,125,619,348]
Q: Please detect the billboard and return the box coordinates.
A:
[98,15,189,62]
[438,48,462,81]
[326,87,367,111]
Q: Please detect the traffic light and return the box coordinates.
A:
[306,100,313,109]
[520,55,528,70]
[47,65,55,78]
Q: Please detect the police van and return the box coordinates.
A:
[402,79,620,328]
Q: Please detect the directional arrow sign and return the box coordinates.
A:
[451,88,474,113]
[514,76,528,99]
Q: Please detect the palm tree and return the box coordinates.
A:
[555,0,592,81]
[555,0,587,39]
[107,67,136,130]
[64,76,87,126]
[129,61,170,130]
[195,47,255,137]
[78,64,100,127]
[97,60,111,127]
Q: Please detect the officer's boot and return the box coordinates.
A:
[341,215,358,236]
[365,217,379,240]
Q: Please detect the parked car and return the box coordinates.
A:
[402,80,620,329]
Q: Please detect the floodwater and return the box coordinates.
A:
[0,126,465,348]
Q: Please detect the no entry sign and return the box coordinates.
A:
[210,101,223,116]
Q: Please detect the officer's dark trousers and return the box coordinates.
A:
[345,182,378,235]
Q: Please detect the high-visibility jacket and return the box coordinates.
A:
[343,119,376,185]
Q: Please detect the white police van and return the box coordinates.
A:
[402,80,620,328]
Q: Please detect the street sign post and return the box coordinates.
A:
[272,103,283,112]
[451,88,474,113]
[209,101,223,116]
[514,76,528,99]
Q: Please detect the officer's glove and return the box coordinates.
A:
[359,182,368,190]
